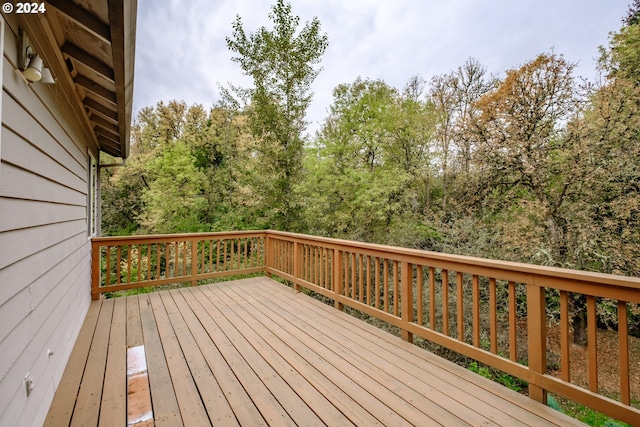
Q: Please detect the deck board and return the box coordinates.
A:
[45,277,586,426]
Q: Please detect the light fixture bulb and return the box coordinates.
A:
[23,54,42,82]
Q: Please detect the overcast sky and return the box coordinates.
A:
[133,0,630,135]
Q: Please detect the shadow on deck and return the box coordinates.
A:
[45,277,584,426]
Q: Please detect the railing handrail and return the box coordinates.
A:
[93,229,640,288]
[93,230,267,244]
[265,230,640,291]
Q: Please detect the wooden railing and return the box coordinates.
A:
[91,231,267,298]
[92,230,640,424]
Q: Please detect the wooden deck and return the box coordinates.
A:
[45,277,585,426]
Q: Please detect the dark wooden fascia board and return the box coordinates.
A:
[62,42,115,81]
[75,75,117,105]
[108,0,137,159]
[47,0,111,43]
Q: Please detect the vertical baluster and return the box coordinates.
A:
[457,272,464,341]
[618,301,630,405]
[309,245,316,283]
[320,248,325,288]
[215,240,220,272]
[393,261,399,317]
[587,295,598,393]
[299,244,303,280]
[174,242,179,276]
[509,281,518,362]
[358,254,364,303]
[317,247,321,285]
[191,240,197,286]
[351,253,356,300]
[316,246,320,286]
[299,244,304,280]
[429,267,436,329]
[442,269,449,336]
[165,243,170,277]
[201,240,205,273]
[308,245,312,282]
[156,244,161,279]
[232,239,237,270]
[244,238,248,270]
[293,241,300,291]
[126,245,132,283]
[307,245,311,281]
[147,244,151,281]
[366,256,372,306]
[223,240,228,271]
[183,241,188,275]
[106,246,111,287]
[116,246,122,284]
[326,249,331,291]
[472,275,480,347]
[137,244,142,282]
[417,266,423,326]
[375,258,381,309]
[383,259,389,312]
[560,290,570,381]
[490,278,497,354]
[209,240,213,273]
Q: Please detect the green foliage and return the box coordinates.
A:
[467,362,527,393]
[467,361,491,379]
[139,140,209,233]
[547,395,563,412]
[226,0,328,230]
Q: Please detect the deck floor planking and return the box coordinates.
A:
[45,277,586,427]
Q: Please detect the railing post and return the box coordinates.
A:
[333,248,344,311]
[401,261,413,343]
[527,281,547,404]
[91,240,100,300]
[265,235,272,278]
[191,240,197,286]
[293,241,300,291]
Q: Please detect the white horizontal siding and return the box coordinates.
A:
[0,232,88,307]
[0,198,86,232]
[1,127,87,194]
[0,16,95,427]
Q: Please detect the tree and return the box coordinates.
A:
[300,77,439,247]
[624,0,640,26]
[428,58,493,211]
[469,54,581,262]
[571,22,640,277]
[226,0,328,230]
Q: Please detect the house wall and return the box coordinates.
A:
[0,17,97,427]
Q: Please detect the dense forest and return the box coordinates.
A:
[102,0,639,284]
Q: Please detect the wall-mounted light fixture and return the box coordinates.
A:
[17,28,55,84]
